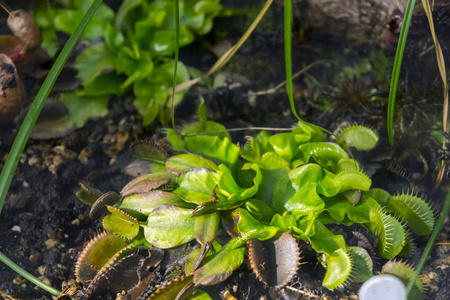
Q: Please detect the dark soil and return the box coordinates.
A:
[1,1,450,300]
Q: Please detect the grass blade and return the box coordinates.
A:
[387,0,416,146]
[0,0,103,215]
[171,0,180,128]
[284,0,301,122]
[0,251,61,296]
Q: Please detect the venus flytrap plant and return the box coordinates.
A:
[74,103,434,299]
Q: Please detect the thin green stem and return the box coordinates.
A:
[171,0,180,128]
[387,0,416,146]
[0,251,60,296]
[0,0,103,216]
[406,191,450,295]
[284,0,301,122]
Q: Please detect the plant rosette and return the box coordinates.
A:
[75,103,433,299]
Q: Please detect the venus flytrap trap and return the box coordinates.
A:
[73,103,434,299]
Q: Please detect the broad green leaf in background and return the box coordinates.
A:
[60,92,109,127]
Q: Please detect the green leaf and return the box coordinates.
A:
[182,120,230,139]
[296,142,348,170]
[194,241,246,286]
[324,194,377,224]
[53,9,110,39]
[185,240,222,275]
[237,209,279,241]
[185,136,240,170]
[119,190,194,219]
[81,73,125,96]
[143,205,196,248]
[167,129,185,151]
[104,23,124,52]
[216,164,262,204]
[240,136,261,163]
[307,220,346,254]
[151,28,194,56]
[151,59,190,88]
[318,170,371,197]
[195,212,220,246]
[257,168,289,206]
[60,92,109,127]
[76,42,114,85]
[268,132,302,162]
[244,198,274,222]
[269,214,297,230]
[322,248,352,290]
[115,0,143,30]
[174,168,219,205]
[365,188,391,206]
[134,98,159,127]
[115,48,153,80]
[272,164,325,215]
[166,154,217,174]
[259,152,290,170]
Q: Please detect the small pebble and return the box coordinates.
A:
[29,252,40,264]
[38,265,46,276]
[22,181,29,188]
[429,272,438,280]
[77,154,88,165]
[11,225,21,232]
[45,238,60,249]
[28,155,39,166]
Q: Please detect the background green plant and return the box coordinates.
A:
[34,0,221,126]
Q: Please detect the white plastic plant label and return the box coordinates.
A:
[359,274,406,300]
